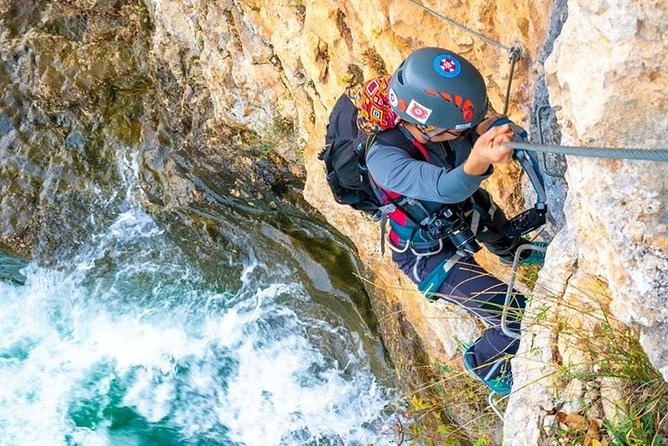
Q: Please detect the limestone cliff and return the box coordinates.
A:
[505,0,668,443]
[142,0,668,443]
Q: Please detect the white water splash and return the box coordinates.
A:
[0,209,399,446]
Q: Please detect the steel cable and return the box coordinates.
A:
[505,141,668,162]
[405,0,515,54]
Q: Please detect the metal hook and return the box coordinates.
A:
[536,105,566,177]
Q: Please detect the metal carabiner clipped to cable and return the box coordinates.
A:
[501,150,548,237]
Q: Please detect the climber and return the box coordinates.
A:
[364,47,540,396]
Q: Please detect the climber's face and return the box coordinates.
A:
[414,123,471,142]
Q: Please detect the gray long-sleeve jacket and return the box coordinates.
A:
[366,126,492,204]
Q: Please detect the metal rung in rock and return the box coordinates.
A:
[501,243,548,340]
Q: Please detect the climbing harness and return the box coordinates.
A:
[417,253,462,299]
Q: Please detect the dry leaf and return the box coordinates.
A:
[583,419,601,446]
[556,411,588,431]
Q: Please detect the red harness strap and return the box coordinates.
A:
[383,137,430,246]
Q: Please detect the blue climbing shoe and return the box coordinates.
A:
[463,348,513,397]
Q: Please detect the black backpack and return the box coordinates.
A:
[318,93,380,217]
[318,91,426,220]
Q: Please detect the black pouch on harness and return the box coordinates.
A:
[318,93,381,217]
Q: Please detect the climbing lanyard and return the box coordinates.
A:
[505,150,547,237]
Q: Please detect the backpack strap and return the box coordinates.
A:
[364,128,433,255]
[373,127,427,160]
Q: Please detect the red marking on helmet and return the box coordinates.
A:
[454,95,462,107]
[424,89,438,96]
[462,109,474,122]
[398,99,407,112]
[462,99,473,110]
[439,92,452,102]
[408,103,429,119]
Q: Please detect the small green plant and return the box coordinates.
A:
[340,73,356,85]
[371,27,383,38]
[402,359,502,445]
[472,435,494,446]
[271,116,294,136]
[606,409,666,446]
[256,144,272,158]
[345,64,364,86]
[250,116,296,158]
[549,309,668,444]
[519,263,541,289]
[533,303,549,322]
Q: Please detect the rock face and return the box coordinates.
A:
[1,0,666,444]
[505,0,668,443]
[0,0,305,261]
[0,0,156,259]
[140,4,558,440]
[547,0,667,361]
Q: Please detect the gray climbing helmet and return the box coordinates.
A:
[388,47,488,130]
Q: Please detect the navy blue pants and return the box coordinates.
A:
[392,248,525,381]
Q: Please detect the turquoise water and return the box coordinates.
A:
[0,154,400,445]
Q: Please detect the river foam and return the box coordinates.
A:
[0,206,399,445]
